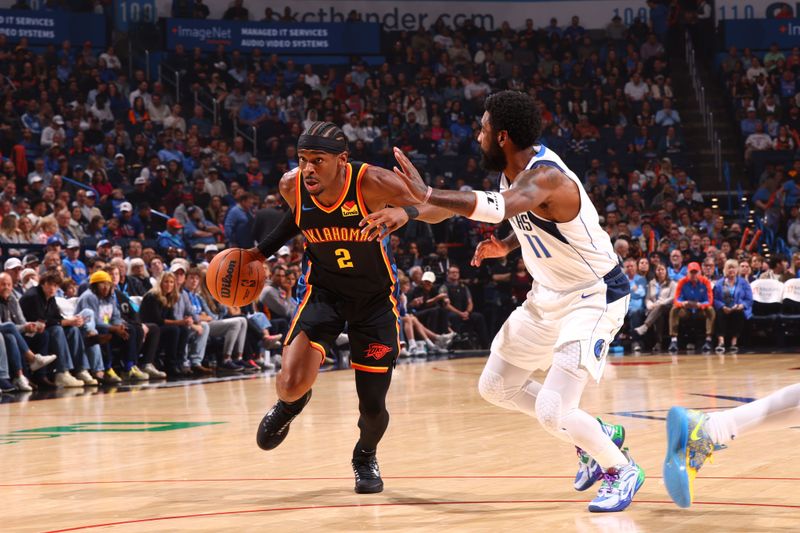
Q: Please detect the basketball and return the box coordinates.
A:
[206,248,265,307]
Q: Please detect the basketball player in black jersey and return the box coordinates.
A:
[249,122,451,493]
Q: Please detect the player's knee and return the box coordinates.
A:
[534,389,563,433]
[478,368,508,406]
[553,341,588,380]
[276,371,311,401]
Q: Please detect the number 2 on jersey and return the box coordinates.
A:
[335,248,354,269]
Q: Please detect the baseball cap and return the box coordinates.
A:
[169,263,186,274]
[277,245,290,256]
[89,271,112,284]
[22,254,39,266]
[28,175,43,185]
[46,235,63,246]
[86,190,96,198]
[687,262,701,273]
[134,176,148,185]
[114,153,125,159]
[156,164,167,171]
[53,115,64,125]
[167,218,183,229]
[204,244,219,253]
[20,268,37,281]
[96,239,111,249]
[3,257,22,270]
[421,271,436,283]
[119,201,133,212]
[66,239,80,249]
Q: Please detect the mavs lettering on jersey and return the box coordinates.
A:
[501,146,619,291]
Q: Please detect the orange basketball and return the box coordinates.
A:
[206,248,265,307]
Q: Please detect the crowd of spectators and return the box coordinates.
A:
[0,1,799,394]
[718,43,800,254]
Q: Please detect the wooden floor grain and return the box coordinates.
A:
[2,353,799,532]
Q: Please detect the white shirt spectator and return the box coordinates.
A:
[147,100,172,125]
[624,78,649,101]
[163,114,186,133]
[99,51,122,70]
[745,132,773,151]
[464,79,490,101]
[40,124,65,148]
[304,72,320,90]
[342,121,361,143]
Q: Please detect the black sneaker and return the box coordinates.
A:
[668,340,678,353]
[256,390,311,450]
[352,452,383,494]
[0,378,15,392]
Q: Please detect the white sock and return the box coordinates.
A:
[705,383,800,446]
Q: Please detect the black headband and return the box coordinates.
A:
[297,134,347,154]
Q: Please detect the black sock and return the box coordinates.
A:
[353,442,376,459]
[281,390,311,415]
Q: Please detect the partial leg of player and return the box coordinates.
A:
[664,383,800,507]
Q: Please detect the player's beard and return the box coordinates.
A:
[480,140,507,172]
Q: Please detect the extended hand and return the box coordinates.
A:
[392,147,429,203]
[471,235,510,267]
[360,207,409,241]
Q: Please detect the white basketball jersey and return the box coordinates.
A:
[500,145,618,292]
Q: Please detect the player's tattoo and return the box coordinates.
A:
[403,205,420,219]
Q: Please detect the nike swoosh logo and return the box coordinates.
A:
[301,205,315,211]
[581,293,595,299]
[690,420,703,441]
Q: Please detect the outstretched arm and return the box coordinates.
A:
[389,147,551,221]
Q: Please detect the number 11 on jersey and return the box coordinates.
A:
[524,234,551,259]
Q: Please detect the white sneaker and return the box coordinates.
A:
[436,331,456,349]
[13,374,32,392]
[75,369,98,386]
[55,371,85,388]
[588,452,645,512]
[30,353,58,372]
[271,353,282,368]
[633,324,648,336]
[143,363,167,379]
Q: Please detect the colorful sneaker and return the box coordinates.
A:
[125,365,150,381]
[103,368,122,385]
[588,451,645,512]
[574,418,626,491]
[663,407,720,508]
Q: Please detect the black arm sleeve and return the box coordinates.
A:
[256,209,301,258]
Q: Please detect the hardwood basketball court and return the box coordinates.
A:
[2,353,799,532]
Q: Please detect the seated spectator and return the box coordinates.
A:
[0,273,58,392]
[408,271,450,334]
[157,218,188,259]
[185,267,252,372]
[667,248,686,281]
[19,271,100,387]
[624,258,647,352]
[258,266,296,337]
[106,262,165,379]
[76,270,149,381]
[139,271,189,377]
[760,255,793,282]
[713,259,753,354]
[745,123,773,161]
[668,262,715,353]
[655,98,681,126]
[441,266,487,349]
[634,263,676,350]
[397,277,454,357]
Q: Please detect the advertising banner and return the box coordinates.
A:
[166,19,380,54]
[0,9,105,46]
[723,18,800,48]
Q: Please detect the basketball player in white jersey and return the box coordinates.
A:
[664,383,800,507]
[360,91,643,512]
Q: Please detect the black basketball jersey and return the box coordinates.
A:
[294,162,397,299]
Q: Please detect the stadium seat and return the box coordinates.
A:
[750,279,784,344]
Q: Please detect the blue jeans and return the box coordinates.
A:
[77,309,104,371]
[0,322,29,375]
[34,325,88,372]
[0,333,9,379]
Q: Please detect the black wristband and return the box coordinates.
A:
[403,205,420,219]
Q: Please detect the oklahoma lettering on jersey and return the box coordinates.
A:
[302,226,372,244]
[500,145,618,291]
